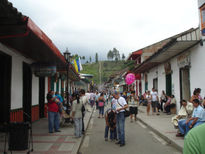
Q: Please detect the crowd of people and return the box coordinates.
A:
[46,89,89,138]
[46,87,205,153]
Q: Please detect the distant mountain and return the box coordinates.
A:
[81,61,127,85]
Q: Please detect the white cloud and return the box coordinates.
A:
[10,0,199,60]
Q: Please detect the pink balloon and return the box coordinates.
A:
[125,73,135,85]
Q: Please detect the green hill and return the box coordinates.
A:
[81,61,127,85]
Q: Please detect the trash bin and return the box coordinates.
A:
[8,122,29,150]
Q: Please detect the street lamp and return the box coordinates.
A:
[64,48,71,113]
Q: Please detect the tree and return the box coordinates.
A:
[95,53,98,63]
[82,56,85,60]
[122,53,125,60]
[89,56,92,63]
[113,48,120,62]
[107,50,113,61]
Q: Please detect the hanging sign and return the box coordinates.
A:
[31,63,56,77]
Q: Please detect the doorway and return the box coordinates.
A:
[39,77,45,118]
[180,67,190,101]
[23,62,32,122]
[0,52,11,127]
[153,78,158,91]
[166,74,172,96]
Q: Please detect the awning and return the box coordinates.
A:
[134,28,201,73]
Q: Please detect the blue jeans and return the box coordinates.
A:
[186,120,205,134]
[117,112,125,144]
[74,118,82,137]
[48,111,60,133]
[178,119,186,135]
[104,126,117,140]
[99,106,104,115]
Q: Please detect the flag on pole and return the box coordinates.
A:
[79,57,83,71]
[73,59,78,73]
[76,57,80,72]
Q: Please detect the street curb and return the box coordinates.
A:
[137,109,183,153]
[71,108,94,154]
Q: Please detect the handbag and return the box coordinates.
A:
[117,100,130,117]
[98,101,104,107]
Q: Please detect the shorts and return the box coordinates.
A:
[151,101,158,108]
[129,107,138,115]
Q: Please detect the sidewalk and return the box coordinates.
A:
[137,106,184,152]
[0,106,94,154]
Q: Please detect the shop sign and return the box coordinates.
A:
[31,63,56,77]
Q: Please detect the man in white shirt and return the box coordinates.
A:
[113,91,128,147]
[90,92,96,108]
[151,88,159,115]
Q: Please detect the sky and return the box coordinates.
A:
[11,0,199,62]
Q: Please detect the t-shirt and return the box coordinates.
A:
[90,93,96,101]
[192,105,205,122]
[114,97,127,113]
[151,91,158,101]
[183,123,205,154]
[72,99,83,118]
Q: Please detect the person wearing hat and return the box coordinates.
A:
[113,91,128,147]
[172,100,193,129]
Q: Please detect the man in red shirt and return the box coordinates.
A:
[47,91,61,133]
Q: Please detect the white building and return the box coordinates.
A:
[134,27,204,112]
[0,1,79,125]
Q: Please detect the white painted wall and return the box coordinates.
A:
[0,43,48,110]
[190,45,205,97]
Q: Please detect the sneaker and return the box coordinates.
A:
[55,130,61,132]
[49,131,53,133]
[176,133,184,137]
[120,144,125,147]
[105,138,108,141]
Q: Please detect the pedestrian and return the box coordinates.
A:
[104,108,117,142]
[183,123,205,154]
[90,91,96,108]
[71,93,83,138]
[164,95,176,115]
[128,91,139,122]
[47,90,61,133]
[113,91,128,147]
[190,88,203,104]
[80,89,89,134]
[95,91,100,109]
[176,99,205,137]
[160,90,167,112]
[146,91,152,116]
[151,88,159,115]
[98,93,105,118]
[55,91,63,114]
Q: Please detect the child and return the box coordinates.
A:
[104,108,117,141]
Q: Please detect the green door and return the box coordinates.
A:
[145,82,148,92]
[166,74,172,96]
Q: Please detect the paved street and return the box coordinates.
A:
[79,107,181,154]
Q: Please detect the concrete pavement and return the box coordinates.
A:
[79,107,181,154]
[0,106,94,154]
[137,106,184,152]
